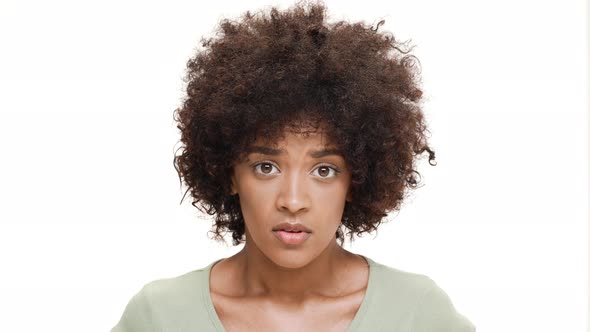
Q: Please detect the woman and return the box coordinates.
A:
[112,2,475,331]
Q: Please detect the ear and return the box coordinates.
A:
[345,188,352,202]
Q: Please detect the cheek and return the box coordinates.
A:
[317,179,350,203]
[237,181,275,227]
[310,184,348,225]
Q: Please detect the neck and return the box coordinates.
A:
[230,237,358,303]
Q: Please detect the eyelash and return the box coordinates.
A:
[251,161,341,178]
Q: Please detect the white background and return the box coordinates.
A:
[0,0,587,331]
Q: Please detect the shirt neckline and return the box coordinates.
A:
[201,255,377,332]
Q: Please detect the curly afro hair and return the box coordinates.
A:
[174,1,435,246]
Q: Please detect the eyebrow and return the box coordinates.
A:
[246,146,343,158]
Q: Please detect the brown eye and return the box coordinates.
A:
[254,162,279,175]
[312,165,337,178]
[318,166,330,177]
[261,163,272,174]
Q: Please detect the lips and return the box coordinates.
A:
[272,222,312,233]
[272,230,311,245]
[272,222,312,246]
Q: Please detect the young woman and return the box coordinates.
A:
[112,2,475,331]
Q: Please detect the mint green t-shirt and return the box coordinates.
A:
[112,256,475,331]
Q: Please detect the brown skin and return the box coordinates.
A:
[173,3,435,329]
[173,2,436,246]
[209,130,369,331]
[231,129,351,271]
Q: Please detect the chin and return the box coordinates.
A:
[265,250,318,270]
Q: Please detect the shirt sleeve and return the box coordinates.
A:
[410,281,476,332]
[111,286,159,332]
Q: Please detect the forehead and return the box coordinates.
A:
[241,125,347,162]
[249,126,336,150]
[235,120,345,163]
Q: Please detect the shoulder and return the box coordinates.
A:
[364,258,476,331]
[141,267,207,307]
[369,260,435,294]
[410,280,476,331]
[111,264,215,332]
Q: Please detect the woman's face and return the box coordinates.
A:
[231,129,352,269]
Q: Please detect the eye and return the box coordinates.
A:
[311,165,339,178]
[253,162,280,175]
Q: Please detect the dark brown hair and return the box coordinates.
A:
[174,1,435,245]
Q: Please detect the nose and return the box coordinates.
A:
[276,171,311,214]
